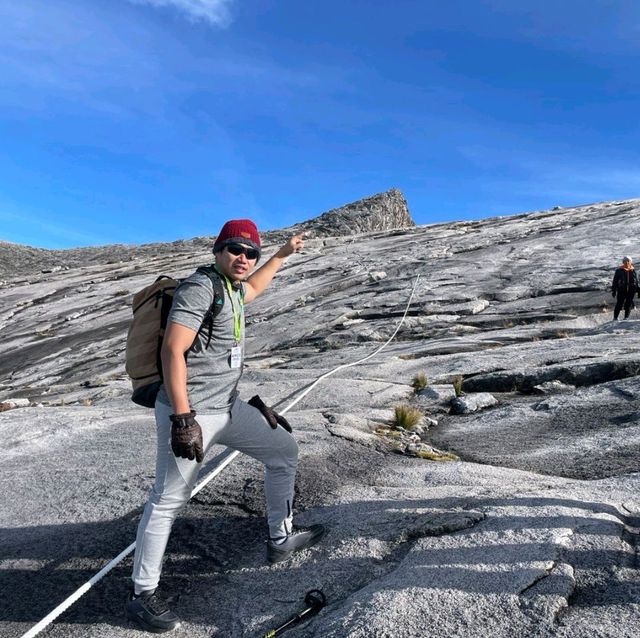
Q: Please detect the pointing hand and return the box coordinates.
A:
[277,234,305,258]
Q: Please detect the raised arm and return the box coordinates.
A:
[243,234,305,303]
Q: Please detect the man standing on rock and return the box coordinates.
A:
[611,256,639,320]
[126,219,325,633]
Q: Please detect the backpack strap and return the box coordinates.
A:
[196,265,226,349]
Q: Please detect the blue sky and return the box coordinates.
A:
[1,0,639,248]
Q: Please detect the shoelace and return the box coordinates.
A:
[139,592,169,615]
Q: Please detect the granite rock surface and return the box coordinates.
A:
[1,193,639,638]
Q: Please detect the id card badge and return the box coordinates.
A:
[230,344,242,369]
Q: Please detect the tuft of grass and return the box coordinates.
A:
[452,375,464,397]
[391,404,422,430]
[411,372,428,392]
[35,328,56,339]
[415,449,458,461]
[555,330,569,338]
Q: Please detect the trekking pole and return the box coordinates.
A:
[261,589,327,637]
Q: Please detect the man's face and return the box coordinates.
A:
[624,258,631,267]
[215,243,259,281]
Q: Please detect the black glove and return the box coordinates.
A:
[248,395,292,433]
[170,410,204,463]
[612,290,616,298]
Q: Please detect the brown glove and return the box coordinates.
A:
[248,395,292,433]
[170,410,204,463]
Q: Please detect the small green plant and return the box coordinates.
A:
[452,375,464,397]
[392,404,422,430]
[411,372,428,392]
[415,449,458,461]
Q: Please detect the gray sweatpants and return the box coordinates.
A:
[131,398,298,592]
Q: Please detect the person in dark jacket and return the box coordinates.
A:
[611,256,639,320]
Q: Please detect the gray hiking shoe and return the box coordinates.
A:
[267,524,326,564]
[126,588,181,633]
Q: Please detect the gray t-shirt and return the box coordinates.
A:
[156,269,245,414]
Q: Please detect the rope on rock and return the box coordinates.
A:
[20,274,420,638]
[195,273,421,496]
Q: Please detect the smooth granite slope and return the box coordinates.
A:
[1,195,639,637]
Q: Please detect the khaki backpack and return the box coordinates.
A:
[125,266,225,407]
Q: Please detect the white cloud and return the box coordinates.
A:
[130,0,234,27]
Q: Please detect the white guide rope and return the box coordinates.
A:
[21,274,420,638]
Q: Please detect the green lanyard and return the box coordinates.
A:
[215,267,243,343]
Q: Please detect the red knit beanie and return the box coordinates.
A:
[213,219,261,256]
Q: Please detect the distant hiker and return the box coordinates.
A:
[126,220,325,633]
[611,255,639,320]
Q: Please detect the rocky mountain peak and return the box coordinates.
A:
[0,189,413,279]
[283,187,414,238]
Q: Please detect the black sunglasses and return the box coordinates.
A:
[225,243,260,260]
